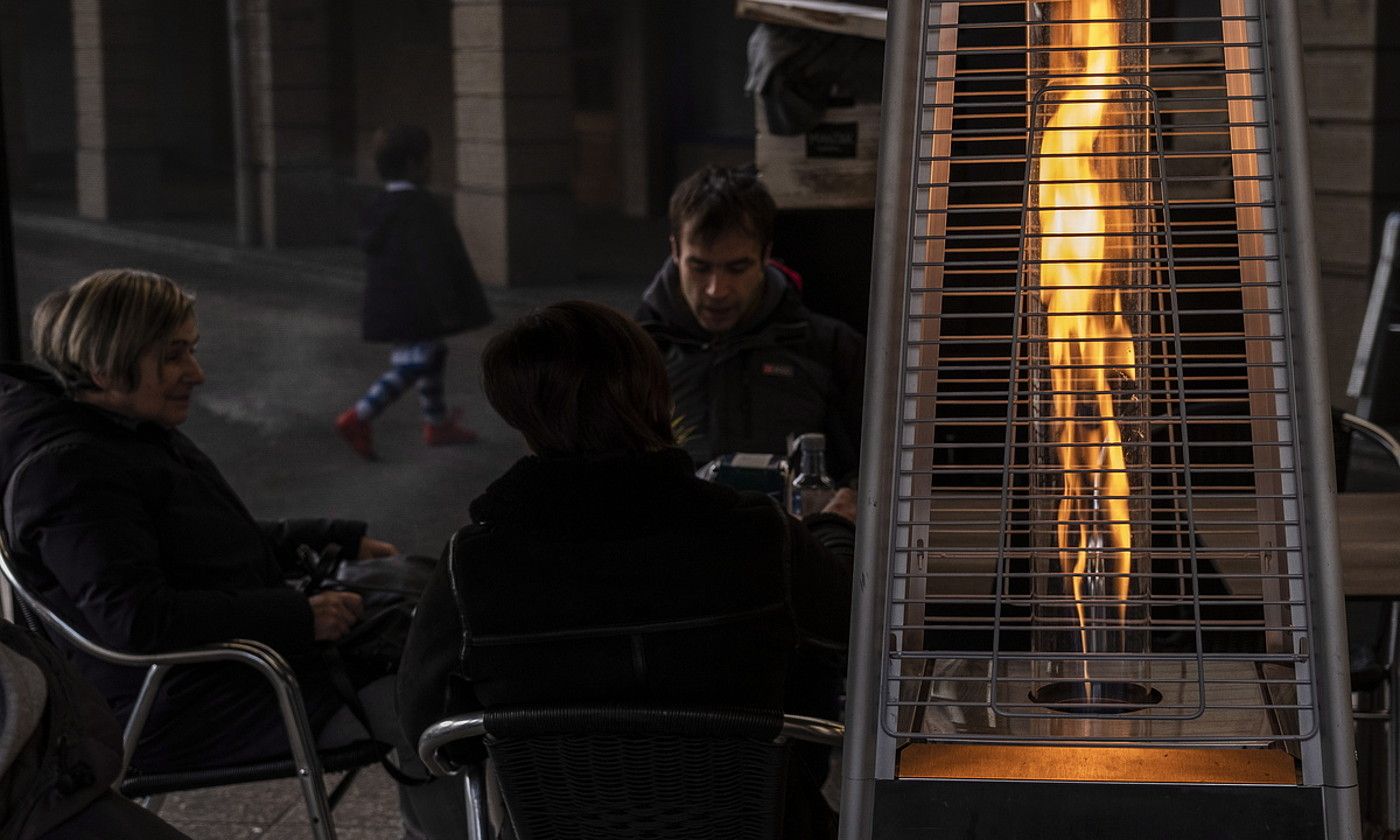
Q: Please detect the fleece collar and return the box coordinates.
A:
[637,258,800,344]
[468,447,734,534]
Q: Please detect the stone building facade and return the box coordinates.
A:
[1,0,758,287]
[2,0,1396,403]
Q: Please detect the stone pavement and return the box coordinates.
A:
[11,206,669,839]
[160,769,403,839]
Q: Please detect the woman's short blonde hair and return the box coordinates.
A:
[32,269,196,392]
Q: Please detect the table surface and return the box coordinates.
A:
[1336,491,1400,597]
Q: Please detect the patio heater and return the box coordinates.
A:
[841,1,1360,838]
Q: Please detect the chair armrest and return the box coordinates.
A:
[417,711,844,777]
[0,539,337,819]
[1,550,310,756]
[11,575,301,685]
[418,713,487,776]
[1338,411,1400,472]
[781,714,845,746]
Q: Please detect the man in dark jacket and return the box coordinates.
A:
[636,165,866,483]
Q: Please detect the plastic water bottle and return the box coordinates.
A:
[789,433,836,517]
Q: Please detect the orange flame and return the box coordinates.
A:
[1036,0,1137,651]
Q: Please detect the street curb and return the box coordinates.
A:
[13,210,643,310]
[12,211,364,289]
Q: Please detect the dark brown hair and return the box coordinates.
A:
[668,164,776,251]
[482,301,675,454]
[32,268,195,392]
[373,124,431,181]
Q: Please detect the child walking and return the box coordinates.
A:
[336,124,493,459]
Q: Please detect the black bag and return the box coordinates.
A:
[0,621,126,840]
[328,552,435,680]
[295,547,437,785]
[291,544,433,677]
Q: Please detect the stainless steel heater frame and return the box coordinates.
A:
[840,1,1360,837]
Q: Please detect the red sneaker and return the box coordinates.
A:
[335,408,376,459]
[423,410,479,446]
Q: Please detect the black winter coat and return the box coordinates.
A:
[0,621,124,840]
[398,447,855,749]
[636,260,866,483]
[360,187,493,343]
[0,364,366,722]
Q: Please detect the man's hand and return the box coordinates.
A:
[821,487,857,524]
[356,536,398,560]
[309,591,365,641]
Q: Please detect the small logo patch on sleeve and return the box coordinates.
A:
[761,362,795,377]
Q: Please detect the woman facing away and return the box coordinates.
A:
[399,300,857,839]
[0,269,465,839]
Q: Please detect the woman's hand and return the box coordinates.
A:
[356,536,398,560]
[308,591,365,641]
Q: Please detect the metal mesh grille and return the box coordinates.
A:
[885,0,1318,745]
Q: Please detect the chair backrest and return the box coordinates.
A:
[0,532,352,840]
[0,533,141,667]
[0,535,62,636]
[482,706,793,840]
[0,538,43,636]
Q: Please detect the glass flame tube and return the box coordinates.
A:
[1025,0,1152,708]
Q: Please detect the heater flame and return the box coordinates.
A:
[1035,0,1137,666]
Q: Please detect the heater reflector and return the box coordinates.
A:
[842,2,1358,836]
[891,0,1311,746]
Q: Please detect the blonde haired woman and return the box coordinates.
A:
[2,268,464,837]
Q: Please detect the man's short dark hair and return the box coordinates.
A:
[482,301,676,455]
[373,124,431,181]
[668,165,776,251]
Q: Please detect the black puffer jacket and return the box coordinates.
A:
[398,447,855,746]
[0,621,124,840]
[360,187,493,343]
[636,259,866,483]
[0,364,365,721]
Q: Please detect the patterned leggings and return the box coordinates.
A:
[354,340,447,425]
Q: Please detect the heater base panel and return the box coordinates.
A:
[870,779,1327,840]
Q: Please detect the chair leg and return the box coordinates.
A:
[267,679,337,840]
[464,762,491,840]
[290,755,336,840]
[327,768,362,811]
[1387,602,1400,832]
[135,794,166,814]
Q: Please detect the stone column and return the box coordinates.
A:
[1,0,24,192]
[72,0,162,220]
[616,0,659,219]
[246,0,338,246]
[452,0,574,286]
[1298,0,1397,406]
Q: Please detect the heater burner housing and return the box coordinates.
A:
[840,2,1359,838]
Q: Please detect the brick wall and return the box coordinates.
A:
[451,0,574,286]
[1297,0,1400,407]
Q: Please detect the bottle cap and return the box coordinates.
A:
[799,433,826,451]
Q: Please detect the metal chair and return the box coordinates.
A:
[1334,411,1400,831]
[418,705,844,840]
[0,534,387,840]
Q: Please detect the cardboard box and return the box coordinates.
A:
[734,0,886,41]
[755,99,880,209]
